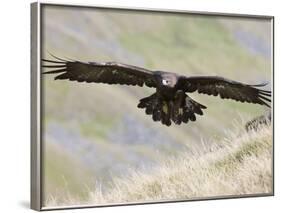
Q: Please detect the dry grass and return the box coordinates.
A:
[45,125,273,207]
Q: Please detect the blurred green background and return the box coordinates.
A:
[41,5,272,204]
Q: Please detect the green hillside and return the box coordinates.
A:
[45,125,272,206]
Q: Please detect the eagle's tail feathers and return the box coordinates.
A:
[138,92,206,126]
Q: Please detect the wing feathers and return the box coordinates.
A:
[42,59,66,64]
[55,72,70,80]
[42,56,156,88]
[43,68,67,74]
[42,65,67,68]
[178,76,271,107]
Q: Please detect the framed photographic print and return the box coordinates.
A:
[31,1,274,211]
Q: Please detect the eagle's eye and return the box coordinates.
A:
[162,79,169,85]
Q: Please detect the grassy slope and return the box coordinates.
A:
[46,125,272,206]
[90,126,272,205]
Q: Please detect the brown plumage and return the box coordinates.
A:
[42,56,271,126]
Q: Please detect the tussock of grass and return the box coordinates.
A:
[46,125,272,207]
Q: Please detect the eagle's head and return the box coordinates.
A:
[160,73,178,88]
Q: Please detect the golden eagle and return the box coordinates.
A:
[42,56,271,126]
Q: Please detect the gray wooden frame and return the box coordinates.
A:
[30,1,274,211]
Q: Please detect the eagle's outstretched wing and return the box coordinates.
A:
[42,57,156,88]
[177,76,271,107]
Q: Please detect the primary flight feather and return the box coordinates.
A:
[42,56,271,126]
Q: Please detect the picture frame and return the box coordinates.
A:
[31,1,274,211]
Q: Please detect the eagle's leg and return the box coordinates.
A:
[172,91,207,124]
[171,91,185,124]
